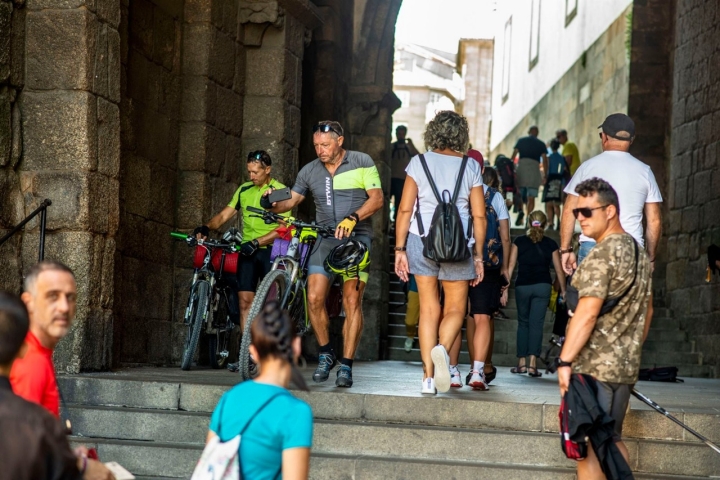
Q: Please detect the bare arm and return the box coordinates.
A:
[542,153,549,178]
[282,448,311,480]
[642,293,654,343]
[564,154,573,171]
[355,188,384,220]
[393,176,418,283]
[267,189,305,213]
[205,207,237,231]
[551,250,567,296]
[512,148,519,159]
[500,218,511,280]
[559,296,604,362]
[557,296,603,395]
[507,243,518,283]
[470,185,487,285]
[644,202,662,263]
[560,194,579,275]
[254,229,281,247]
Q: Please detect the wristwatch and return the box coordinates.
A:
[394,246,407,252]
[559,246,574,254]
[557,358,572,368]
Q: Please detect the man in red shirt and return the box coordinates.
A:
[10,261,78,416]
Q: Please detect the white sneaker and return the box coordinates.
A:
[468,370,488,391]
[450,367,462,388]
[404,337,413,353]
[430,345,451,393]
[421,377,436,394]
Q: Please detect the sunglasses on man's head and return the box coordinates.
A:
[572,205,609,219]
[249,151,270,166]
[313,124,343,137]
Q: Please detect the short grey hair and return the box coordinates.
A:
[23,261,75,295]
[423,111,469,152]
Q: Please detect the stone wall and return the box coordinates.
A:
[19,0,121,373]
[0,0,25,295]
[490,6,632,163]
[665,0,720,373]
[114,0,183,366]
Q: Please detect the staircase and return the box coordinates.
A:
[386,227,715,377]
[59,366,720,479]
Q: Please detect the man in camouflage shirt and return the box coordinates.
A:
[557,177,653,479]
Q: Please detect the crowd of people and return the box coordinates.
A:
[0,109,676,479]
[390,110,665,478]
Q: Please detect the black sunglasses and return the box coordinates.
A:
[572,205,609,219]
[313,124,343,137]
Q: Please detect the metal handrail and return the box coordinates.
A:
[0,199,52,261]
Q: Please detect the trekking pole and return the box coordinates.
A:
[631,388,720,455]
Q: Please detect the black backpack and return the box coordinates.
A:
[415,154,471,263]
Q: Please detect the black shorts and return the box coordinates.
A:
[237,247,272,292]
[595,380,633,441]
[468,268,502,315]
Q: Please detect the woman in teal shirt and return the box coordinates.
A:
[207,303,313,479]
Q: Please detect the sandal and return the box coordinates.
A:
[510,365,527,374]
[527,366,543,377]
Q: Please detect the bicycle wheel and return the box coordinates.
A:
[208,294,232,369]
[288,284,309,336]
[239,269,289,380]
[181,280,210,371]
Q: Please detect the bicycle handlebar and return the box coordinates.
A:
[245,206,335,237]
[169,232,239,251]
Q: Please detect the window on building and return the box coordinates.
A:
[395,90,410,108]
[529,0,540,70]
[501,17,512,103]
[565,0,578,27]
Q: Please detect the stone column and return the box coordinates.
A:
[20,0,121,373]
[239,0,320,186]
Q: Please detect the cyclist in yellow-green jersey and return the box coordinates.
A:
[193,150,290,336]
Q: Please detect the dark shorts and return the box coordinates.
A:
[595,380,633,441]
[543,176,564,203]
[307,234,371,283]
[237,247,272,292]
[468,267,502,315]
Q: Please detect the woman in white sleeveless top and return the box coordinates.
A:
[393,111,487,395]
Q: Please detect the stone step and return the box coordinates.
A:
[641,351,701,366]
[313,420,720,478]
[641,340,694,353]
[67,407,720,479]
[646,328,689,342]
[72,438,708,480]
[651,317,682,330]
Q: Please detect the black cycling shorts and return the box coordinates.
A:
[237,247,272,293]
[468,268,502,316]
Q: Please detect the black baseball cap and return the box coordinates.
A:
[598,113,635,141]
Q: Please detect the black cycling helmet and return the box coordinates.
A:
[324,239,370,282]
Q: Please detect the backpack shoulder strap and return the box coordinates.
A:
[451,155,470,203]
[418,154,442,203]
[238,392,285,436]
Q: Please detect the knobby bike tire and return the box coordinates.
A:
[239,269,289,380]
[181,280,210,370]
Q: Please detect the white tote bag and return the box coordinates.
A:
[191,434,241,480]
[191,392,283,480]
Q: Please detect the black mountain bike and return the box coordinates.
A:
[171,232,241,370]
[238,206,337,380]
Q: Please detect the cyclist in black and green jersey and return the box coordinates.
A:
[262,121,383,388]
[194,150,290,340]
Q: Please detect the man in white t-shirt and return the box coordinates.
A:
[559,114,663,275]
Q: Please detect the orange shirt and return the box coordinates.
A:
[9,331,60,417]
